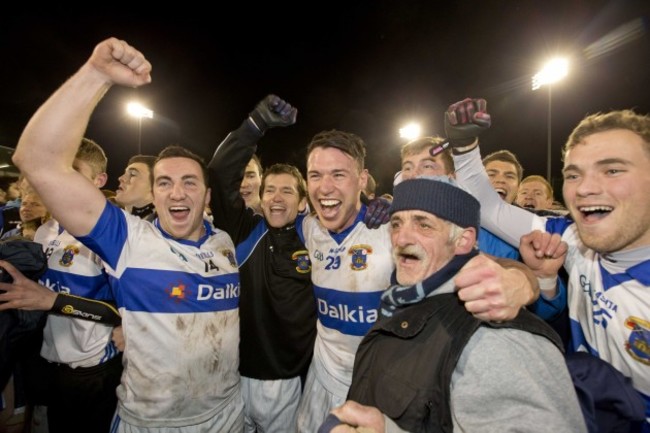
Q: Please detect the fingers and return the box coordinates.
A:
[93,38,152,86]
[521,231,565,258]
[0,259,24,283]
[476,98,487,113]
[447,97,490,127]
[269,97,298,123]
[454,255,494,288]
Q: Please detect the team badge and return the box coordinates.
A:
[292,250,311,274]
[222,249,237,268]
[625,316,650,365]
[59,244,80,267]
[165,281,188,302]
[348,244,372,271]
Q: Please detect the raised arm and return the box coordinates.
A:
[12,38,152,236]
[208,94,297,239]
[444,98,547,246]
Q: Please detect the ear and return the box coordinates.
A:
[454,227,477,254]
[204,187,211,208]
[298,196,307,213]
[94,172,108,189]
[359,168,368,192]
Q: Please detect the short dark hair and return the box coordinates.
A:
[307,129,366,171]
[156,145,209,186]
[262,164,307,200]
[482,149,523,183]
[127,154,157,187]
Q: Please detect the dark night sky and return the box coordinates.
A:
[1,2,649,198]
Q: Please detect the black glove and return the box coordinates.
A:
[363,196,391,229]
[444,97,491,147]
[248,94,297,134]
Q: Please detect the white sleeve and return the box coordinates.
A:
[453,146,547,247]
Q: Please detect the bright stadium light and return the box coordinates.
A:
[127,102,154,154]
[532,58,569,90]
[532,57,569,183]
[399,122,421,141]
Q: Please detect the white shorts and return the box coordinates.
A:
[109,395,244,433]
[295,357,348,433]
[241,376,302,433]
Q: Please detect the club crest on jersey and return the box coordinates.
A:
[292,250,311,274]
[348,244,372,271]
[222,249,237,268]
[165,282,189,302]
[59,244,80,267]
[624,316,650,365]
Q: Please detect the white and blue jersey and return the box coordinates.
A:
[38,219,117,368]
[545,219,650,423]
[77,202,241,428]
[297,207,393,390]
[453,146,650,426]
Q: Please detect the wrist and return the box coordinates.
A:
[537,276,558,298]
[247,116,265,134]
[451,139,478,155]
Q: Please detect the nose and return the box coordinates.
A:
[169,182,186,200]
[575,171,603,197]
[318,175,335,195]
[392,222,416,248]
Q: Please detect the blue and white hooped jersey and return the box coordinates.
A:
[298,209,393,389]
[548,219,650,422]
[77,202,241,428]
[37,219,117,368]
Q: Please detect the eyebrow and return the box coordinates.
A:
[563,157,632,173]
[155,174,201,182]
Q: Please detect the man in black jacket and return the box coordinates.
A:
[208,95,315,433]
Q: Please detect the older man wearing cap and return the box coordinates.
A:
[320,176,586,433]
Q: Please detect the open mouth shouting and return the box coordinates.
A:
[318,198,342,218]
[169,205,191,221]
[577,205,613,223]
[494,187,508,200]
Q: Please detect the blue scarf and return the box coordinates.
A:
[380,250,479,317]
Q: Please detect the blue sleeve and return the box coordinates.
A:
[528,276,568,321]
[545,216,573,235]
[478,228,521,260]
[76,201,129,269]
[295,213,306,245]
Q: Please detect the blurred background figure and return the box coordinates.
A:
[482,149,523,204]
[240,155,263,215]
[0,188,7,206]
[114,155,155,219]
[1,191,49,241]
[516,175,554,211]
